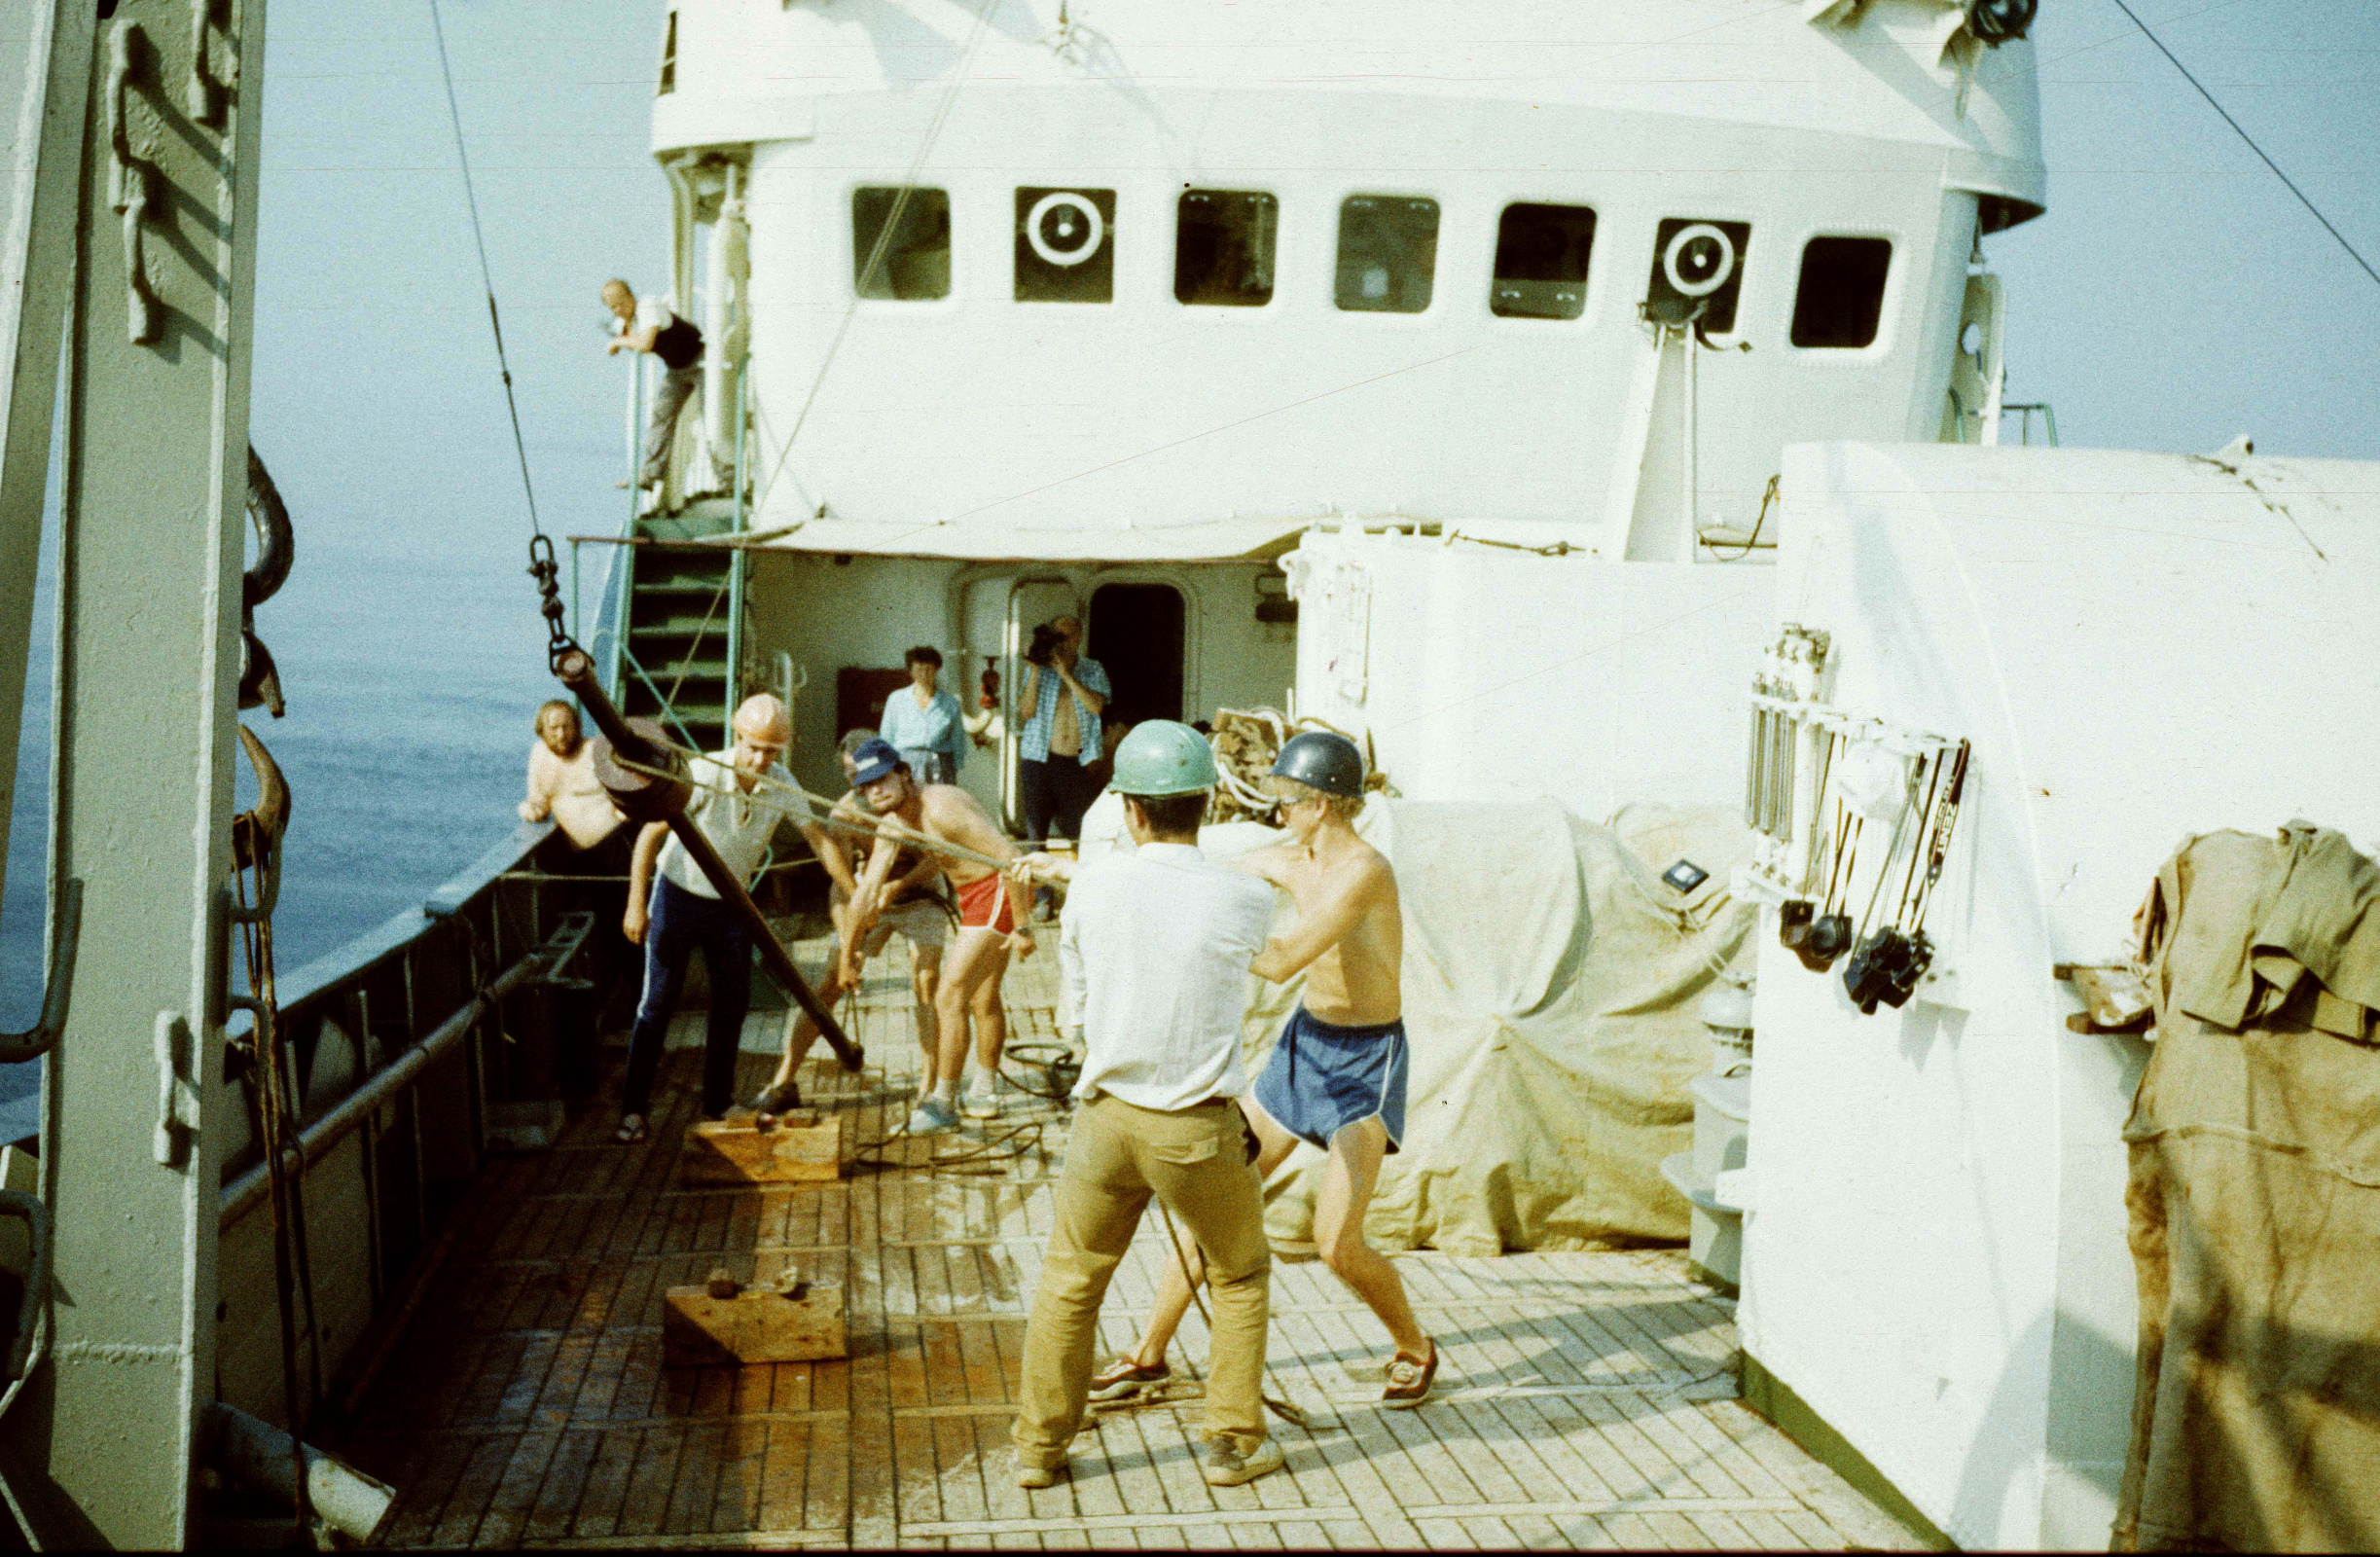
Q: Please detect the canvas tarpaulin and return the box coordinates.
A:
[2115,822,2380,1553]
[1245,798,1754,1257]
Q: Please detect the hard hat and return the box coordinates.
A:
[1111,720,1218,797]
[1270,730,1365,800]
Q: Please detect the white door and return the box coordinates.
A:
[1002,577,1078,832]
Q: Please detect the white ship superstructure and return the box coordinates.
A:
[606,0,2046,820]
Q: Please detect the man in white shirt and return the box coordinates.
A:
[617,694,827,1141]
[1010,722,1284,1491]
[602,277,705,492]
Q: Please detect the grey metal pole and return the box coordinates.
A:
[9,1,265,1542]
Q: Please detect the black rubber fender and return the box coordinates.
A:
[244,444,295,610]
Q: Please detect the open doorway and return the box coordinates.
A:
[1086,583,1186,731]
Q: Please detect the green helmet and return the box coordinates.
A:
[1110,720,1217,797]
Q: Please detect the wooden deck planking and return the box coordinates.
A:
[343,931,1911,1550]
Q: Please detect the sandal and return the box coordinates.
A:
[614,1114,648,1145]
[749,1080,803,1116]
[1382,1341,1437,1409]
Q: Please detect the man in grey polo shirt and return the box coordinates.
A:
[617,694,829,1141]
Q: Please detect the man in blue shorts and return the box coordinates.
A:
[1092,730,1435,1410]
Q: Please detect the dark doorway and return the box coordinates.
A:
[1085,583,1186,732]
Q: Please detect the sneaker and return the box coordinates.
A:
[962,1074,1002,1119]
[905,1097,958,1137]
[1088,1355,1169,1402]
[1015,1457,1064,1490]
[1201,1435,1283,1487]
[1382,1342,1437,1410]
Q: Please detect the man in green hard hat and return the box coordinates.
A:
[1009,721,1285,1491]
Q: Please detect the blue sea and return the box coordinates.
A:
[0,0,668,1126]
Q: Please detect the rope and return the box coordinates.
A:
[752,0,1001,518]
[661,572,737,714]
[231,819,320,1538]
[425,0,541,535]
[2108,0,2380,295]
[1151,1199,1310,1430]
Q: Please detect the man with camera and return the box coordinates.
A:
[1017,615,1109,911]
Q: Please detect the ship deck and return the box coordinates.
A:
[340,931,1914,1551]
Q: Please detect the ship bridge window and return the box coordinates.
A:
[852,187,952,301]
[1644,218,1751,334]
[1491,202,1596,320]
[658,10,677,95]
[1335,196,1439,313]
[1175,190,1278,308]
[1790,236,1893,348]
[1016,187,1116,304]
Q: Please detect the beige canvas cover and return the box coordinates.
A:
[2116,824,2380,1552]
[1245,798,1754,1257]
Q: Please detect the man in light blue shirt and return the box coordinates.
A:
[878,645,967,784]
[1016,614,1109,864]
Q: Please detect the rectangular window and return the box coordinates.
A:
[658,10,677,95]
[852,187,951,301]
[1491,202,1596,320]
[1644,218,1751,334]
[1175,190,1278,308]
[1790,236,1893,348]
[1015,187,1116,304]
[1335,196,1439,313]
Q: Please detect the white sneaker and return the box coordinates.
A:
[906,1098,958,1137]
[962,1074,1002,1119]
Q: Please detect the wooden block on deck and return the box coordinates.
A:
[663,1281,847,1366]
[680,1112,842,1185]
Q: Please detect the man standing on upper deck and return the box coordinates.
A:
[845,740,1033,1136]
[601,276,705,493]
[1087,730,1437,1410]
[617,694,828,1143]
[1016,616,1108,909]
[1011,722,1285,1491]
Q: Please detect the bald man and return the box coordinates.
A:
[617,695,825,1141]
[602,277,705,492]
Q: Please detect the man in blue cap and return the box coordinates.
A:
[1010,721,1285,1490]
[845,738,1032,1136]
[1093,729,1435,1410]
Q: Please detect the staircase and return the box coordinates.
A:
[614,498,741,755]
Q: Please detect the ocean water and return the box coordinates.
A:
[0,0,667,1117]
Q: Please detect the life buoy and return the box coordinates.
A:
[1025,192,1104,268]
[1662,224,1736,299]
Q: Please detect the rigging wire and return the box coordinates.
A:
[426,0,545,533]
[2107,0,2380,294]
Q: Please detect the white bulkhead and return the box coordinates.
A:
[637,0,2046,814]
[1738,441,2380,1549]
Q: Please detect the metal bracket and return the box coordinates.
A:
[0,1191,50,1381]
[105,22,159,344]
[153,1011,201,1167]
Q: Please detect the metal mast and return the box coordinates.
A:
[0,0,264,1543]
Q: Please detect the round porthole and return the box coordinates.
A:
[1026,192,1105,268]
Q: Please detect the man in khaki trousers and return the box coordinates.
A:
[1009,722,1284,1488]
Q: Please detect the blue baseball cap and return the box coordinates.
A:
[850,738,905,785]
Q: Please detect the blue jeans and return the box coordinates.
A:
[624,875,751,1118]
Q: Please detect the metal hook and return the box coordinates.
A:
[0,880,83,1066]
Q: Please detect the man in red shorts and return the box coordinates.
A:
[847,740,1033,1136]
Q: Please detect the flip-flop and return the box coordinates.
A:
[614,1115,648,1145]
[750,1081,803,1116]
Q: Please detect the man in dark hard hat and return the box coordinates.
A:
[1100,729,1436,1410]
[1010,721,1285,1491]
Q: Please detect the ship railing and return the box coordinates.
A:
[213,819,600,1430]
[2002,402,2060,447]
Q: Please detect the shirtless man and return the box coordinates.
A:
[1085,730,1435,1408]
[755,729,951,1115]
[847,739,1033,1136]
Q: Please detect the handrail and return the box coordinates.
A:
[589,626,703,752]
[220,943,548,1224]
